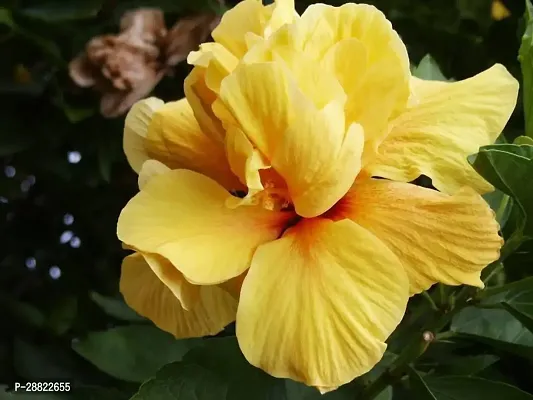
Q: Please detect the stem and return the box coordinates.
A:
[438,284,447,307]
[421,291,439,311]
[435,330,455,341]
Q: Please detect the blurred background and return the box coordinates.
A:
[0,0,528,397]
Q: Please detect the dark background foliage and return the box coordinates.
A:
[1,0,533,399]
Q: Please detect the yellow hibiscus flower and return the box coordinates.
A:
[118,0,519,391]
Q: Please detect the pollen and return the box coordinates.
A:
[255,180,292,211]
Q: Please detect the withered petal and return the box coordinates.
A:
[69,53,98,88]
[100,69,165,118]
[164,14,220,67]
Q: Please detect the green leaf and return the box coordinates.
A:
[47,296,78,335]
[72,326,202,383]
[13,339,100,382]
[89,292,145,322]
[408,369,437,399]
[412,54,448,81]
[423,376,533,399]
[0,293,45,328]
[502,302,533,334]
[131,337,360,400]
[520,0,533,138]
[479,277,533,298]
[451,307,533,358]
[479,280,533,334]
[374,386,393,400]
[131,362,228,400]
[436,355,500,376]
[468,144,533,256]
[19,0,105,22]
[183,337,286,400]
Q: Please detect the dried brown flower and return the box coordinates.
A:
[69,8,221,118]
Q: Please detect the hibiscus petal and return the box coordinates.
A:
[184,68,225,142]
[212,0,271,58]
[127,97,241,190]
[121,253,236,338]
[337,178,502,294]
[188,43,238,94]
[123,97,164,173]
[366,64,519,194]
[218,62,363,217]
[117,169,293,284]
[237,218,408,388]
[138,159,170,190]
[298,3,410,154]
[212,0,295,58]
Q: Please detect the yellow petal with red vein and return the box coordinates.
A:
[366,64,519,194]
[237,218,408,388]
[117,169,293,285]
[338,178,502,294]
[121,253,236,338]
[218,62,363,217]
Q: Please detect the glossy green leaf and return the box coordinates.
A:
[469,144,533,256]
[479,277,533,298]
[503,302,533,334]
[478,280,533,334]
[424,377,533,399]
[131,337,282,400]
[72,326,202,383]
[184,337,286,400]
[412,54,448,81]
[436,355,500,376]
[451,307,533,358]
[409,371,533,399]
[520,0,533,138]
[89,292,145,322]
[131,337,360,400]
[131,362,228,400]
[408,369,437,400]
